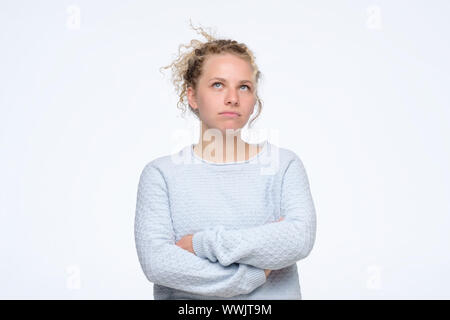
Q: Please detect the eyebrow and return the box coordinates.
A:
[208,77,253,85]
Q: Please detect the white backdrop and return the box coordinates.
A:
[1,0,449,299]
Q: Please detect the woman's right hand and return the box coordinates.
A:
[264,216,285,279]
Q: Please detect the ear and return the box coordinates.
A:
[187,86,198,110]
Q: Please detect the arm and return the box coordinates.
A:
[134,164,267,298]
[192,156,317,270]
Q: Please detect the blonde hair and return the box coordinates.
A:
[159,19,263,129]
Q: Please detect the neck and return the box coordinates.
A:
[194,122,258,163]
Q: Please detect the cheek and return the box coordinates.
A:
[243,96,256,113]
[244,107,254,118]
[198,92,220,108]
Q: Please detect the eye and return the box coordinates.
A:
[212,82,251,91]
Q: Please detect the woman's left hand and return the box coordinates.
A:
[175,234,195,254]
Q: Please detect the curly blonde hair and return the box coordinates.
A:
[159,19,263,129]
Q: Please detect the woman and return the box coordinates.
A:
[134,22,317,300]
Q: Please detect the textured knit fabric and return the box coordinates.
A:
[134,140,317,300]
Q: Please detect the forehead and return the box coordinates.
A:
[202,53,253,79]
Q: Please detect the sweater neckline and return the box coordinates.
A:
[190,140,269,166]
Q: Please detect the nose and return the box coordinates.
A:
[225,89,239,106]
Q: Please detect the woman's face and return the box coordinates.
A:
[187,53,257,134]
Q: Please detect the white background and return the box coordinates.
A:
[1,0,449,299]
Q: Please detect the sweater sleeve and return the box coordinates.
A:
[192,156,317,270]
[134,164,267,298]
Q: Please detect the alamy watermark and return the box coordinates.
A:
[170,127,280,175]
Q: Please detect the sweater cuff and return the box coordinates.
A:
[246,266,267,289]
[192,231,207,258]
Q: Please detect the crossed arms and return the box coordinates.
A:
[134,156,316,298]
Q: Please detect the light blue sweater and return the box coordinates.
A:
[134,141,317,299]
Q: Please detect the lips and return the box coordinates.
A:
[219,112,240,116]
